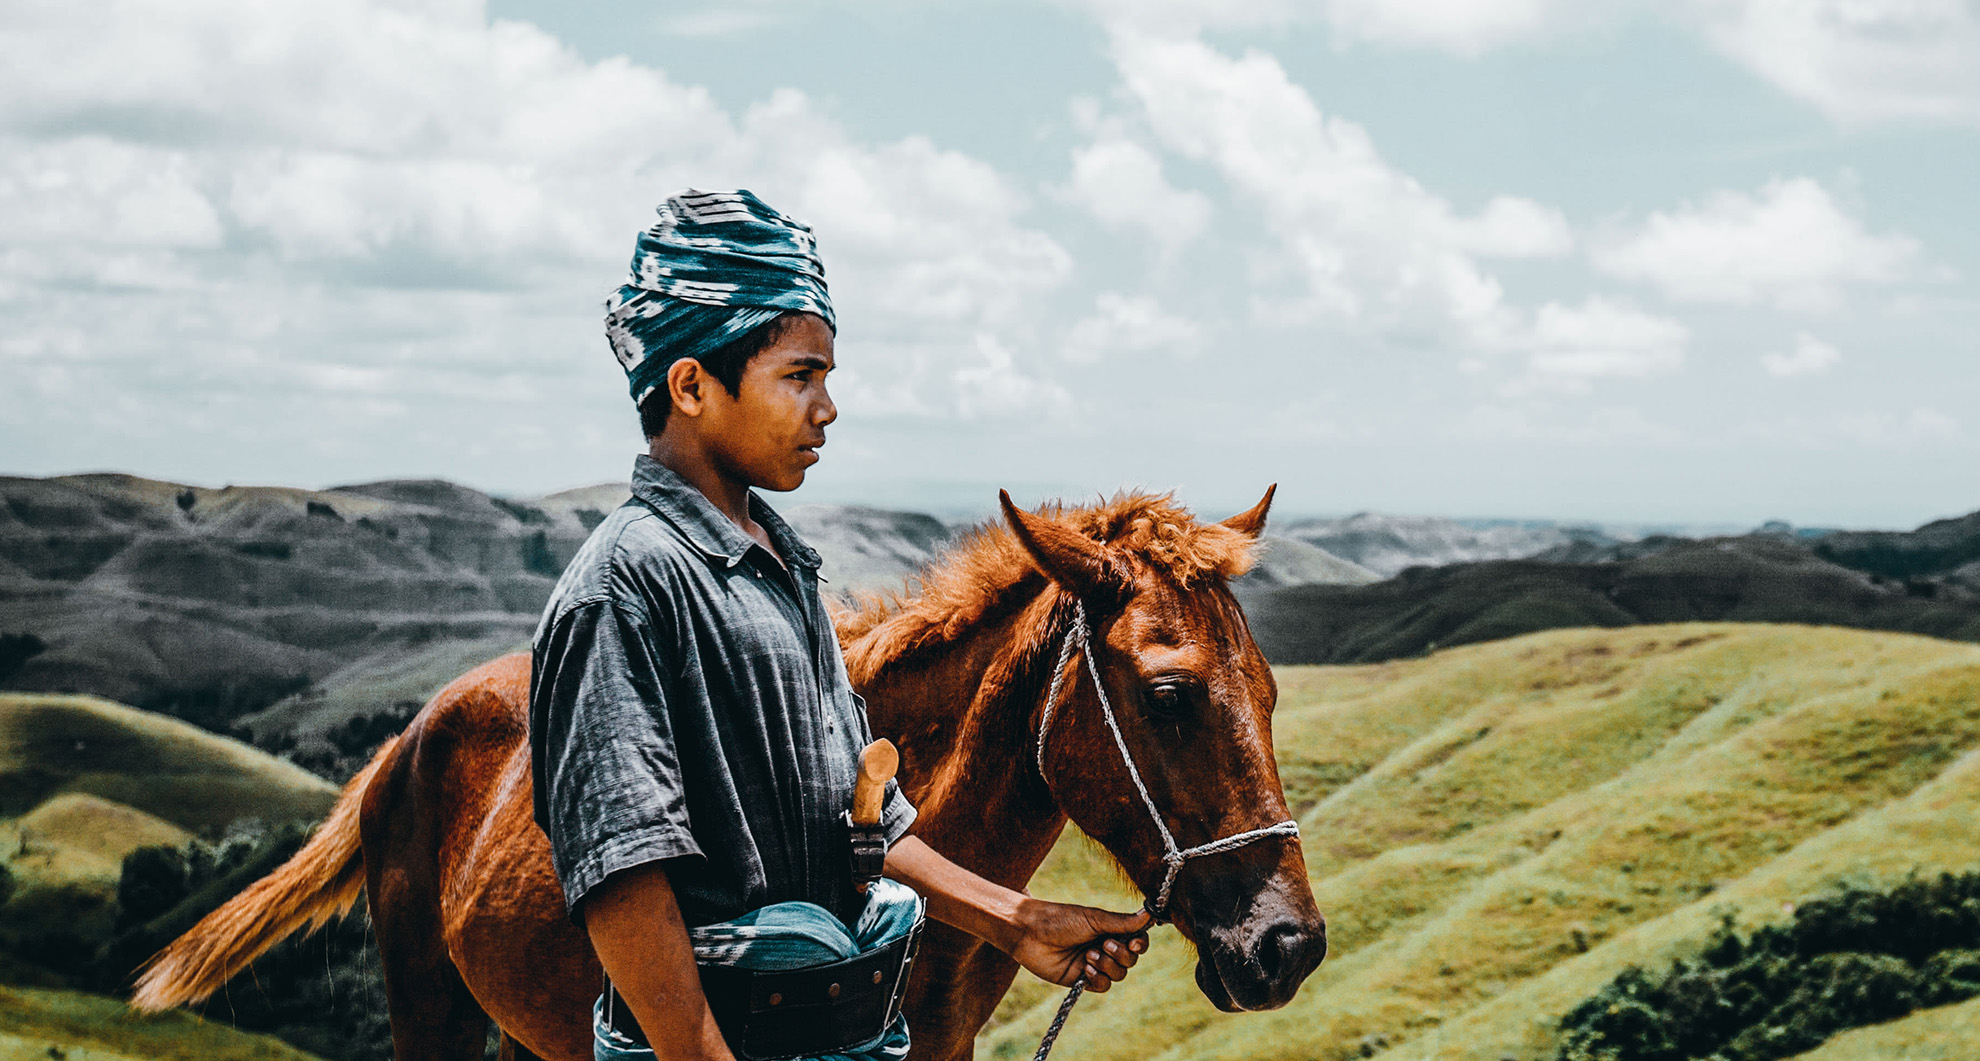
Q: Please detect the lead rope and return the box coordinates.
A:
[1029,600,1300,1061]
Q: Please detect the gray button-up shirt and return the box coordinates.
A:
[529,456,915,927]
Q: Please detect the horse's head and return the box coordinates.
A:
[999,487,1325,1012]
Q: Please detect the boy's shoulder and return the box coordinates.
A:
[540,498,702,623]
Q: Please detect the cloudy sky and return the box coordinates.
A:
[2,0,1975,526]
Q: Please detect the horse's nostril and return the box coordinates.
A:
[1256,924,1303,981]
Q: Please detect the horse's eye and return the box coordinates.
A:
[1145,683,1190,719]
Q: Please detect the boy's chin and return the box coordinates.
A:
[756,468,808,492]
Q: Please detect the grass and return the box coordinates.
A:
[1789,994,1980,1059]
[0,983,324,1061]
[977,623,1980,1061]
[0,693,341,1025]
[0,692,337,830]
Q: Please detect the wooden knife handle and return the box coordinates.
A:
[852,739,898,826]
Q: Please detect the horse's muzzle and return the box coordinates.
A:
[1182,871,1327,1012]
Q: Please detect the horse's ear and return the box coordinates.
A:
[1220,484,1276,540]
[999,491,1132,604]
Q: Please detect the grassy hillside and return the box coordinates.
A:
[1790,995,1980,1059]
[979,624,1980,1061]
[0,692,337,828]
[0,983,326,1061]
[1,693,337,973]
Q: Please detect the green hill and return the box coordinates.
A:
[980,623,1980,1061]
[1,694,340,1003]
[0,692,337,829]
[0,983,326,1060]
[1790,994,1980,1060]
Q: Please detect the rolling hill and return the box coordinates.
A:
[0,694,343,1059]
[0,983,327,1061]
[0,693,336,968]
[0,693,336,828]
[977,623,1980,1061]
[1,473,1373,758]
[1248,537,1980,665]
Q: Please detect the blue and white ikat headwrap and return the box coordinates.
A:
[606,189,836,405]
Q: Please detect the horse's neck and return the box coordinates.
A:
[856,591,1068,891]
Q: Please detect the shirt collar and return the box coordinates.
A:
[629,455,821,571]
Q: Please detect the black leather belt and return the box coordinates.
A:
[607,917,924,1061]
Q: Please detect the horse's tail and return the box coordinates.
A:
[129,736,396,1012]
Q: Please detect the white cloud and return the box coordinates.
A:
[1104,31,1667,392]
[1518,296,1689,390]
[1762,332,1842,377]
[1062,292,1203,362]
[954,334,1073,419]
[1321,0,1573,54]
[1694,0,1980,127]
[1839,406,1963,445]
[1451,195,1576,259]
[1062,135,1214,256]
[1067,0,1587,53]
[0,0,1076,469]
[660,7,786,38]
[1593,177,1918,310]
[1109,31,1572,344]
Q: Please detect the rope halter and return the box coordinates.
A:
[1034,599,1301,922]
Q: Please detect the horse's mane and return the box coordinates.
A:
[838,491,1257,677]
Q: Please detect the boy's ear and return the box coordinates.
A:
[666,357,709,418]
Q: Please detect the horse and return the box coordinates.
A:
[131,488,1326,1060]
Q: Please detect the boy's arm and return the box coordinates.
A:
[583,862,735,1061]
[883,835,1149,991]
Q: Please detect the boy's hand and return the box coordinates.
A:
[882,835,1153,992]
[1007,901,1152,992]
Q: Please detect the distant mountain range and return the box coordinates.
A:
[0,473,1375,758]
[1250,525,1980,665]
[7,470,1978,757]
[1275,512,1769,578]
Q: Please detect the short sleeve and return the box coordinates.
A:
[529,596,702,919]
[880,778,917,845]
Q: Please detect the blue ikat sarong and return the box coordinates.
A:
[594,878,922,1061]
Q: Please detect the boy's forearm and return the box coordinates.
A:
[882,834,1027,954]
[882,834,1150,992]
[583,861,734,1061]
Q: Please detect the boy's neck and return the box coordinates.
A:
[647,436,777,558]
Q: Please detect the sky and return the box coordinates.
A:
[1,0,1976,527]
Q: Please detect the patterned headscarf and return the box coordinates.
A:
[605,189,836,405]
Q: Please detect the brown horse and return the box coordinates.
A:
[132,489,1325,1060]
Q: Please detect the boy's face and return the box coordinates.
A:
[699,313,838,492]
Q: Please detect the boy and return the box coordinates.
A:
[530,190,1148,1061]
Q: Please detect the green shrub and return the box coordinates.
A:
[1556,871,1980,1061]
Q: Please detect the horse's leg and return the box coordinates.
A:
[904,926,1026,1061]
[445,750,602,1061]
[499,1035,546,1061]
[373,934,489,1061]
[364,716,492,1060]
